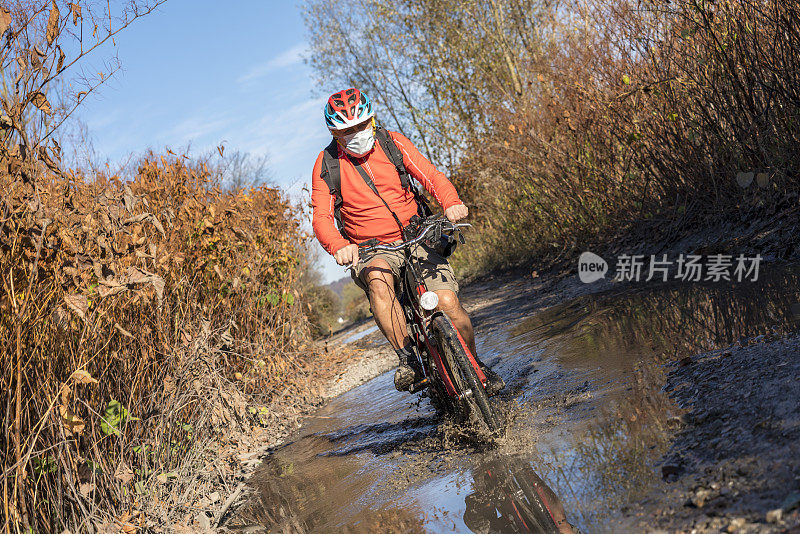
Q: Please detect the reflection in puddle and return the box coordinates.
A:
[241,449,576,533]
[239,449,428,533]
[236,264,800,533]
[464,455,578,533]
[513,267,800,372]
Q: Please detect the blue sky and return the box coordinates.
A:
[74,1,344,282]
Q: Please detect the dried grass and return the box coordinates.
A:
[451,0,800,275]
[0,155,331,531]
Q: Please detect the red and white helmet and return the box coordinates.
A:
[324,88,375,131]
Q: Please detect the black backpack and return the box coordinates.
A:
[319,125,432,240]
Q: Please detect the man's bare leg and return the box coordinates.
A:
[363,259,409,350]
[362,259,426,391]
[434,290,477,356]
[435,289,504,394]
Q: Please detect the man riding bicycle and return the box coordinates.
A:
[311,88,503,395]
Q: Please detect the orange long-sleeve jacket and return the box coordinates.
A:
[311,130,463,255]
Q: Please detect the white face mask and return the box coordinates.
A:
[340,126,375,157]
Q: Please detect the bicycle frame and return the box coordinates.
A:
[360,218,487,400]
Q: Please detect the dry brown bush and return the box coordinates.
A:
[455,0,800,272]
[0,153,327,530]
[0,2,331,531]
[304,0,800,276]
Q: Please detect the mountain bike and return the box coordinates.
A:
[358,216,502,434]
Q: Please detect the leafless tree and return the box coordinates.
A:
[210,148,273,190]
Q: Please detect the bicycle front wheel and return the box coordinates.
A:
[431,314,501,434]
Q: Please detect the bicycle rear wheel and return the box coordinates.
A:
[431,314,501,434]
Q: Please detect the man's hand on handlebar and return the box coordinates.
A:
[445,204,468,223]
[334,244,359,267]
[336,216,471,263]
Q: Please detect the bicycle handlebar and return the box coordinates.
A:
[358,217,471,256]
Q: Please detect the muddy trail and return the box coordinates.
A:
[228,263,800,533]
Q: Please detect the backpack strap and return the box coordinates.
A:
[320,139,348,240]
[375,126,433,218]
[375,126,411,189]
[319,127,434,242]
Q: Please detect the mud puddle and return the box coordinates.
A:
[234,264,800,533]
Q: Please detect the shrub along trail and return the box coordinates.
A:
[0,152,371,532]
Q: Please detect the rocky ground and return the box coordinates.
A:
[620,334,800,533]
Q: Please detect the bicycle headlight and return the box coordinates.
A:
[419,291,439,311]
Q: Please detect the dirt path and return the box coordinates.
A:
[458,264,800,532]
[471,269,800,532]
[319,321,396,400]
[204,218,800,532]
